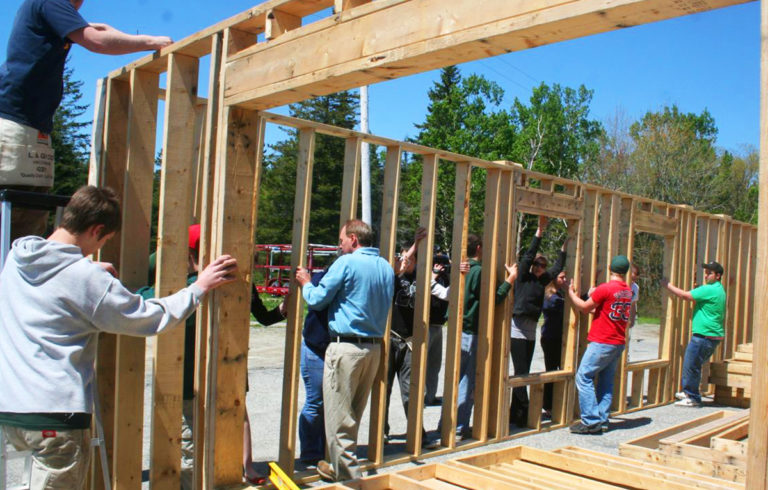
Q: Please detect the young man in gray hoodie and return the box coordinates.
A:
[0,186,237,489]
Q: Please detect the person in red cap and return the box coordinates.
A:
[662,261,726,407]
[140,223,285,487]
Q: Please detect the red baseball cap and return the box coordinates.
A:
[188,224,201,253]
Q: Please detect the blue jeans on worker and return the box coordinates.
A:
[575,342,624,427]
[682,335,720,403]
[456,332,478,435]
[299,340,326,463]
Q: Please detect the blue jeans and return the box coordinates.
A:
[456,332,478,434]
[299,340,326,462]
[575,342,624,426]
[682,335,720,403]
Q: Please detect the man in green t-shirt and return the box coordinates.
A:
[662,261,726,407]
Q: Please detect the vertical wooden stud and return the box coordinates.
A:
[367,146,401,463]
[746,2,768,484]
[93,76,129,490]
[405,154,438,455]
[278,128,315,475]
[112,69,159,490]
[265,9,302,40]
[150,53,199,490]
[471,169,502,441]
[340,137,361,226]
[195,31,224,490]
[439,162,471,448]
[488,167,516,439]
[209,106,261,486]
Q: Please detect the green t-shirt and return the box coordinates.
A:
[690,281,726,337]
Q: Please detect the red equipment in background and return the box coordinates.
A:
[253,244,337,296]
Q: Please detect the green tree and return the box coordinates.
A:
[50,67,91,196]
[405,66,514,250]
[510,83,603,179]
[626,105,719,209]
[257,91,360,245]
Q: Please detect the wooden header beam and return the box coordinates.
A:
[633,208,678,236]
[223,0,749,109]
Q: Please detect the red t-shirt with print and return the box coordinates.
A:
[587,279,632,345]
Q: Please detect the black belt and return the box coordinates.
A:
[693,333,722,340]
[333,336,381,344]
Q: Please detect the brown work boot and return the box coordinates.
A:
[316,460,336,482]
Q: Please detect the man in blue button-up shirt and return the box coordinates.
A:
[296,219,394,481]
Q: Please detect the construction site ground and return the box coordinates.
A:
[4,320,745,488]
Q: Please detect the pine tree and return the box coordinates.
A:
[256,91,361,245]
[50,66,90,196]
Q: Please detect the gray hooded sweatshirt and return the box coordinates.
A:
[0,236,204,414]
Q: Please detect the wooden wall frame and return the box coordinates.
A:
[87,0,764,487]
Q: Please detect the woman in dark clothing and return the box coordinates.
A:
[541,271,567,416]
[510,216,567,427]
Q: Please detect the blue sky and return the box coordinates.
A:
[1,0,760,155]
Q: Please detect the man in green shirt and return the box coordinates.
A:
[662,261,726,407]
[453,234,516,439]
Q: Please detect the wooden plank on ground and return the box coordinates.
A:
[555,447,743,489]
[620,410,734,449]
[150,53,199,490]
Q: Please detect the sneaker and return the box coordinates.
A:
[422,437,440,450]
[316,460,336,482]
[675,397,701,407]
[569,421,602,434]
[457,429,473,441]
[675,391,688,401]
[601,422,609,433]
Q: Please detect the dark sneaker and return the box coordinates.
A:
[316,460,336,482]
[457,429,473,441]
[569,421,601,434]
[422,437,440,450]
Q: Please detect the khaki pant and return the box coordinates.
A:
[180,400,195,490]
[323,341,380,481]
[2,426,89,490]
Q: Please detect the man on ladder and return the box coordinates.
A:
[0,0,172,239]
[0,186,238,489]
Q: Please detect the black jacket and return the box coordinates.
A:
[513,236,566,320]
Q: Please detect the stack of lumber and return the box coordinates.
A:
[619,409,749,483]
[316,443,742,489]
[710,343,752,408]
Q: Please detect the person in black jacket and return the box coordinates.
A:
[510,216,567,427]
[384,228,439,449]
[540,271,567,416]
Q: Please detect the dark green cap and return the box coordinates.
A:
[610,255,630,274]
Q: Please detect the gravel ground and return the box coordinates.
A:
[3,321,745,488]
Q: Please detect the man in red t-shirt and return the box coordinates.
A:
[567,255,632,434]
